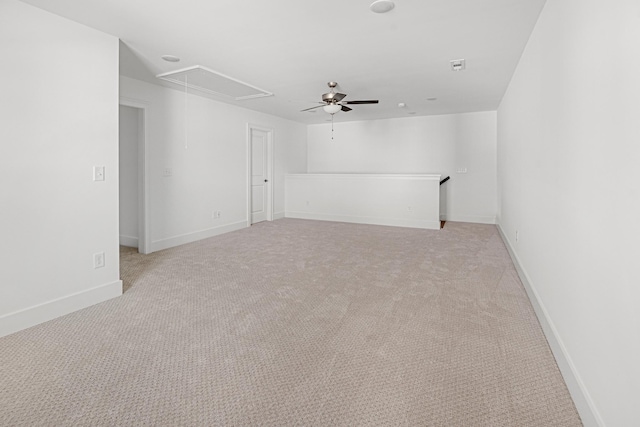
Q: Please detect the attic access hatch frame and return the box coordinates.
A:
[156,65,273,100]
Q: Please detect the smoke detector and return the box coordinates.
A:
[450,59,466,71]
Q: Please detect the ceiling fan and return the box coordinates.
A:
[301,82,379,114]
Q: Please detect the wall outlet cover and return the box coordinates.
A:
[93,166,105,181]
[93,252,105,268]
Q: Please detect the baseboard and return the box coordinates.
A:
[0,280,122,338]
[443,214,496,224]
[150,220,247,252]
[119,235,138,248]
[273,211,285,220]
[496,224,603,427]
[285,211,440,230]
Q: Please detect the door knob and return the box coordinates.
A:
[264,179,268,182]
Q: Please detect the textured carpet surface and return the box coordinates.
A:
[0,219,581,426]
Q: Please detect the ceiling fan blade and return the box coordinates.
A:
[333,93,347,102]
[300,105,326,112]
[341,105,352,112]
[343,100,379,105]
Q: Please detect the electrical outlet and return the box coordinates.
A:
[93,252,105,269]
[162,168,172,177]
[93,166,105,181]
[407,206,413,212]
[216,211,221,219]
[456,167,468,174]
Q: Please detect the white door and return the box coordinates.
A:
[251,129,269,224]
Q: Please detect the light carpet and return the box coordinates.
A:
[0,219,582,426]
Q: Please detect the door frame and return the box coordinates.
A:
[246,123,274,227]
[119,97,150,254]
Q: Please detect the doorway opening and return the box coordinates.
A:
[119,99,149,254]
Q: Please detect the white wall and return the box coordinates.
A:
[119,76,307,252]
[119,105,139,247]
[0,1,121,336]
[307,112,497,224]
[497,0,640,425]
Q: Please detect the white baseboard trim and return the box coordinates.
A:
[285,211,440,230]
[273,211,285,220]
[496,224,603,427]
[151,220,247,252]
[0,280,122,338]
[119,235,138,248]
[443,214,496,224]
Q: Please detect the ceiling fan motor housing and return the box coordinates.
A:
[322,82,340,103]
[322,92,338,103]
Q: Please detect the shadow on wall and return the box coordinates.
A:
[119,40,157,81]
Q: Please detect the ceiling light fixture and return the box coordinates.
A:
[370,0,395,14]
[161,55,180,62]
[323,104,342,114]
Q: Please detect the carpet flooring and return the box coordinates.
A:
[0,219,582,426]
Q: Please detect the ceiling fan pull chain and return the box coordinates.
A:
[331,114,334,140]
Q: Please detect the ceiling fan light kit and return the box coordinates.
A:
[323,104,342,114]
[370,0,395,14]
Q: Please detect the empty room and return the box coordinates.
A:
[1,0,638,426]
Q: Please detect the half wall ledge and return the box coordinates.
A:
[284,173,441,230]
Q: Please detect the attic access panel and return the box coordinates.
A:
[156,65,272,100]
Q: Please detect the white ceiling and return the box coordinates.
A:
[21,0,546,124]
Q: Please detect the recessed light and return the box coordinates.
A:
[370,0,395,14]
[427,97,438,101]
[161,55,180,63]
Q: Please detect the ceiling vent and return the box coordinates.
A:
[450,59,466,71]
[156,65,273,100]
